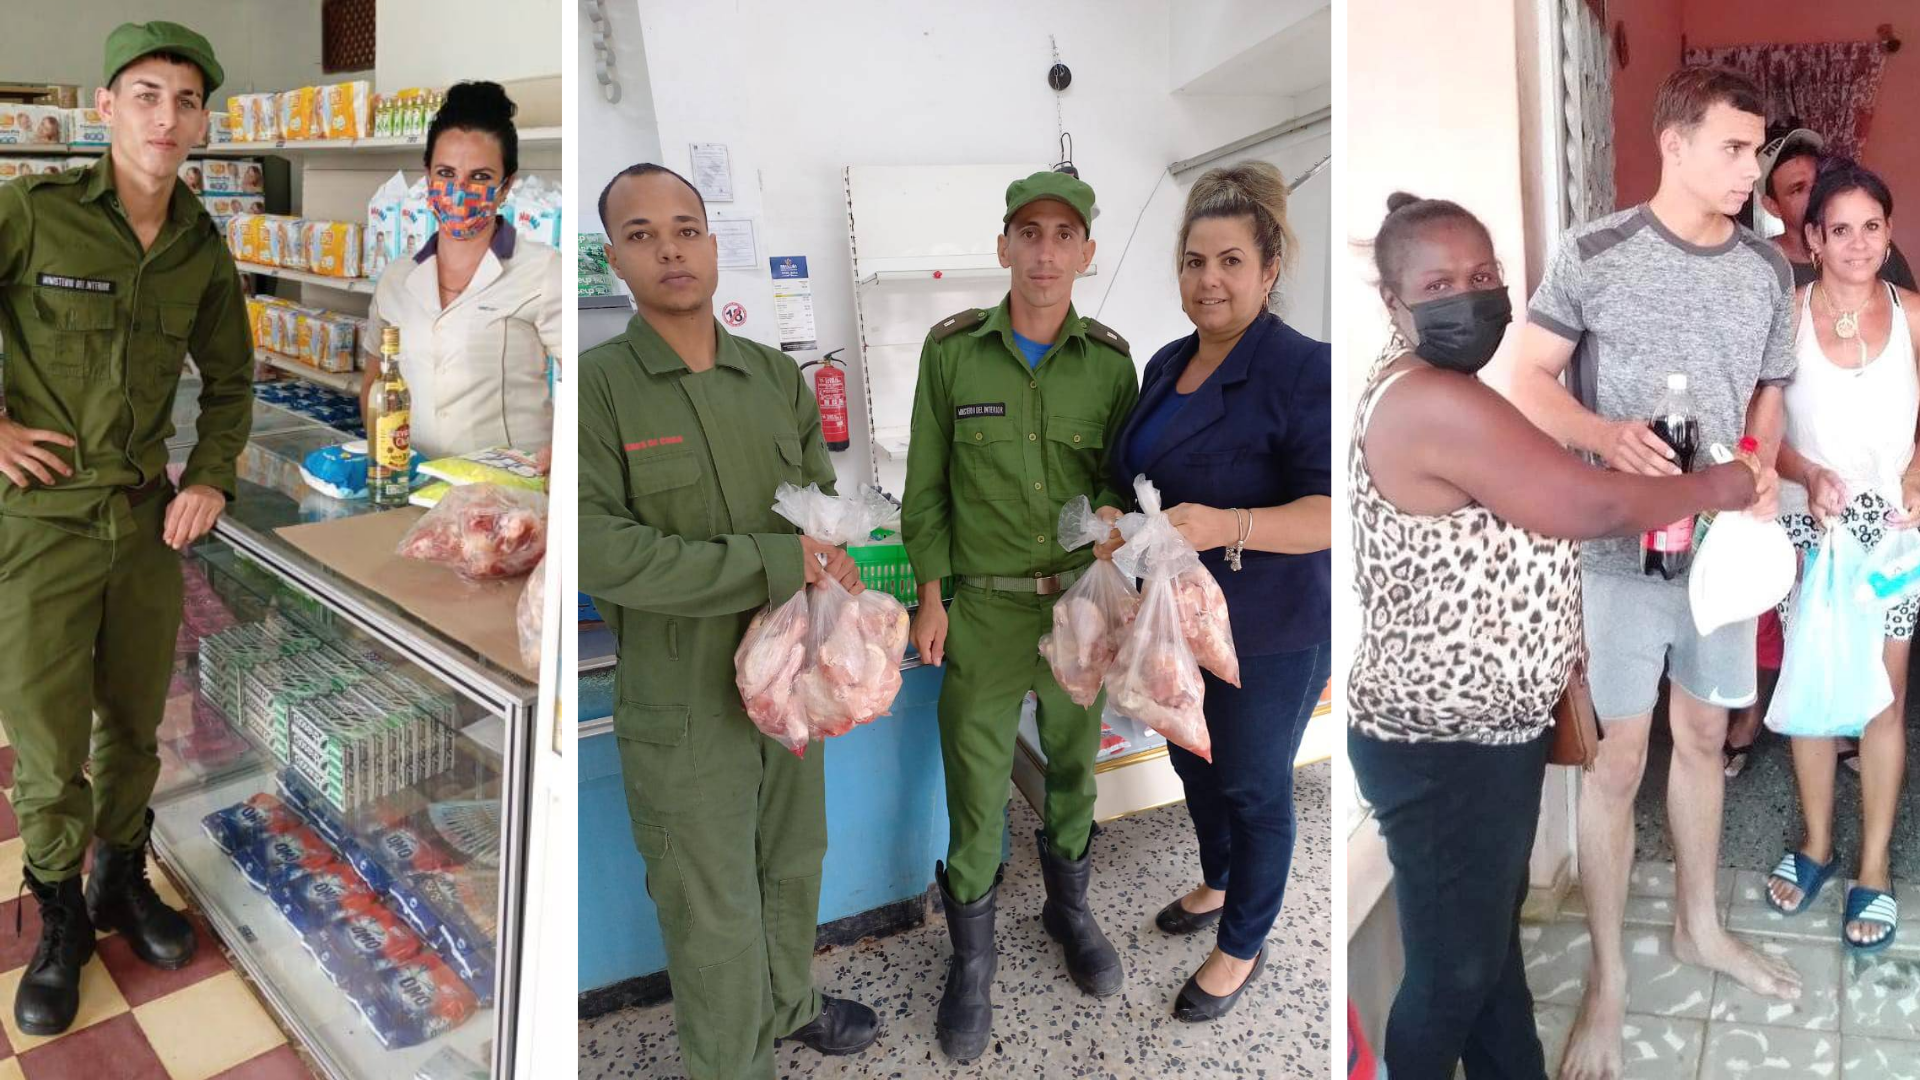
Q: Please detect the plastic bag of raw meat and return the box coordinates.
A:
[1037,497,1141,706]
[396,483,548,581]
[517,557,545,670]
[771,482,911,741]
[734,593,813,753]
[1106,478,1218,761]
[1113,476,1240,687]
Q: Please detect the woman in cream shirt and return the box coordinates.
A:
[361,80,559,460]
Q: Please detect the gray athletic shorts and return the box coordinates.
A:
[1584,569,1757,721]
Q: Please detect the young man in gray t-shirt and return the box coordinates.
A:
[1513,66,1801,1079]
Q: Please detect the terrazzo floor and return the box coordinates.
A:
[580,761,1332,1079]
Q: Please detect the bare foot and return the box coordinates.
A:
[1179,884,1225,915]
[1559,975,1625,1080]
[1192,947,1255,996]
[1672,926,1802,1000]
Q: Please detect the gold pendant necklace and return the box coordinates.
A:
[1821,282,1867,340]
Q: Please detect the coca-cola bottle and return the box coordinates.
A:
[1642,373,1701,580]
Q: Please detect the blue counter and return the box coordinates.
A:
[578,662,952,993]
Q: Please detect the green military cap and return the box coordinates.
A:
[105,21,224,96]
[1003,170,1096,235]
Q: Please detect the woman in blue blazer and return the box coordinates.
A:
[1104,162,1332,1021]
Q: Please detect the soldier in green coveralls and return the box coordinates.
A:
[903,170,1141,1062]
[0,22,253,1035]
[578,163,881,1079]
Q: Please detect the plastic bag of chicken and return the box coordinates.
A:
[516,557,545,671]
[1038,497,1141,706]
[734,592,813,754]
[396,483,548,581]
[1113,477,1240,687]
[733,482,911,754]
[1105,477,1233,761]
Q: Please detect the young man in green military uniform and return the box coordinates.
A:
[903,170,1140,1062]
[579,163,881,1080]
[0,22,253,1034]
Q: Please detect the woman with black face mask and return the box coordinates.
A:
[1347,193,1761,1080]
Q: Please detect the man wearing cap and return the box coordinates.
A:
[0,21,252,1034]
[902,170,1139,1061]
[1756,124,1917,290]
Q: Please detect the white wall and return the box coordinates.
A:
[377,0,561,93]
[631,0,1316,495]
[576,0,660,239]
[0,0,328,107]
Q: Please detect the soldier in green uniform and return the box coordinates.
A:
[0,22,253,1034]
[579,163,881,1080]
[903,170,1141,1061]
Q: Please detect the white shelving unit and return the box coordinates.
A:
[255,349,359,394]
[235,262,377,295]
[4,126,561,158]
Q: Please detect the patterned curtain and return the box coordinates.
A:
[1682,41,1886,158]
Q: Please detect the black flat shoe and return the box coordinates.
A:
[780,995,880,1056]
[1173,944,1267,1023]
[1155,895,1225,936]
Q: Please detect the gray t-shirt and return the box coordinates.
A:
[1529,204,1796,579]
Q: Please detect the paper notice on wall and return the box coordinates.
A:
[689,142,734,202]
[712,217,757,269]
[769,255,817,352]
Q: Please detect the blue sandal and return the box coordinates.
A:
[1845,886,1899,955]
[1765,851,1837,915]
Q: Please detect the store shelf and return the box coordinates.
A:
[257,349,359,394]
[200,126,562,156]
[856,262,1096,287]
[3,142,95,155]
[236,262,377,294]
[578,293,632,310]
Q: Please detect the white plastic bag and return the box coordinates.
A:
[1689,513,1796,634]
[516,557,544,670]
[1766,528,1892,738]
[1689,442,1796,634]
[1038,497,1140,706]
[1105,478,1215,761]
[733,483,910,754]
[1113,477,1240,687]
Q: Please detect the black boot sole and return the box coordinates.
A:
[937,1025,990,1063]
[19,1013,79,1037]
[1042,905,1124,997]
[1174,944,1268,1022]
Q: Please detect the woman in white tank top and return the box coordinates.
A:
[1766,159,1920,954]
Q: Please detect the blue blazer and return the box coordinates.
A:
[1111,312,1331,657]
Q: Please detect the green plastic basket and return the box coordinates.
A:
[849,542,953,604]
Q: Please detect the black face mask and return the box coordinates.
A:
[1398,287,1513,374]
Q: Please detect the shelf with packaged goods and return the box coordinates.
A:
[236,262,378,295]
[145,471,538,1079]
[256,348,360,395]
[3,127,561,158]
[198,126,562,156]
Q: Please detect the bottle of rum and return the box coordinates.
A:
[368,327,412,508]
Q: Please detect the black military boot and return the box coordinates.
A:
[779,994,880,1056]
[86,811,196,969]
[935,862,1000,1063]
[15,869,94,1036]
[1036,830,1123,996]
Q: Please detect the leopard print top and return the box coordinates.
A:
[1347,341,1583,745]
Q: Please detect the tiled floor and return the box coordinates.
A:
[580,760,1332,1079]
[0,730,316,1079]
[1530,857,1920,1077]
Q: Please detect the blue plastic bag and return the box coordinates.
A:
[1766,528,1892,737]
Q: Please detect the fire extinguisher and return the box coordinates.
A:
[801,349,851,452]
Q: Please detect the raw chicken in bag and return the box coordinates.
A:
[395,483,547,581]
[1104,477,1221,761]
[1038,497,1141,706]
[733,483,911,754]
